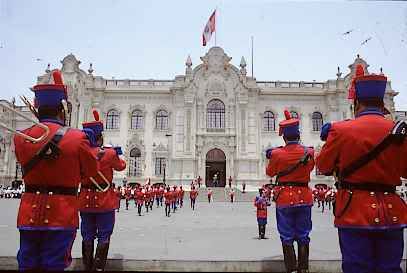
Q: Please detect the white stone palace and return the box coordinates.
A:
[0,47,399,187]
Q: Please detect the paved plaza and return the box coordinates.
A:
[0,198,406,271]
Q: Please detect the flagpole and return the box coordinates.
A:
[251,36,254,78]
[215,7,218,46]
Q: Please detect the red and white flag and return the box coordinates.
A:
[202,9,216,46]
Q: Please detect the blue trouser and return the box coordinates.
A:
[18,229,76,271]
[276,205,312,245]
[80,211,115,244]
[338,228,404,273]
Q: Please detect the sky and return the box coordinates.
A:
[0,0,406,109]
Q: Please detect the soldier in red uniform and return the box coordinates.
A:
[135,187,144,216]
[148,187,154,211]
[316,65,407,273]
[125,186,131,210]
[207,188,213,203]
[171,185,178,213]
[79,110,126,271]
[164,186,172,217]
[144,187,150,213]
[266,109,314,273]
[254,188,270,239]
[14,70,99,271]
[154,186,160,208]
[158,185,164,207]
[115,185,121,212]
[190,186,198,210]
[179,186,185,208]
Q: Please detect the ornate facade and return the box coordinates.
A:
[0,47,398,187]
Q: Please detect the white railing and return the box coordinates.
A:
[105,79,174,87]
[257,81,325,89]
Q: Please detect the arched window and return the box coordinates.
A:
[131,110,144,129]
[156,110,169,130]
[290,111,299,119]
[106,109,119,130]
[207,99,225,129]
[312,112,323,131]
[128,147,142,177]
[263,111,275,131]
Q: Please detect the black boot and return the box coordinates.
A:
[94,242,109,271]
[82,241,94,271]
[298,244,309,273]
[261,225,266,239]
[282,244,297,273]
[258,225,262,239]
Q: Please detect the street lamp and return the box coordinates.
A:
[164,134,172,185]
[163,161,166,184]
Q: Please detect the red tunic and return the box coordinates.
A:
[254,196,268,219]
[316,114,407,229]
[14,121,98,230]
[164,191,172,205]
[79,147,126,212]
[190,189,198,200]
[158,187,164,198]
[135,190,144,205]
[266,143,314,208]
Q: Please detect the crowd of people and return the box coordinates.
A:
[0,185,24,199]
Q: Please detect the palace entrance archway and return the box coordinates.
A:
[205,148,226,187]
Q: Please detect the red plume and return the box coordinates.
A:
[93,110,100,121]
[348,64,365,99]
[284,110,291,120]
[52,70,64,85]
[355,64,364,77]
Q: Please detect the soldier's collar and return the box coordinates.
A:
[356,107,384,118]
[39,118,65,126]
[286,140,300,145]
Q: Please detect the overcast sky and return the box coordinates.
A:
[0,0,406,109]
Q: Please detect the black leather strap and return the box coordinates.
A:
[275,146,311,183]
[276,181,308,187]
[337,181,396,193]
[25,185,78,196]
[22,126,70,178]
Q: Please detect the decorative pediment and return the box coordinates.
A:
[153,143,167,152]
[129,104,146,115]
[61,54,81,73]
[199,47,232,73]
[126,133,144,156]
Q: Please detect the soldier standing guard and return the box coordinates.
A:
[14,70,99,270]
[164,186,172,217]
[190,186,198,210]
[179,186,185,208]
[316,65,407,273]
[266,109,314,273]
[79,110,126,271]
[254,188,270,239]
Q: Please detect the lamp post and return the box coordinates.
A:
[164,134,172,185]
[163,161,166,184]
